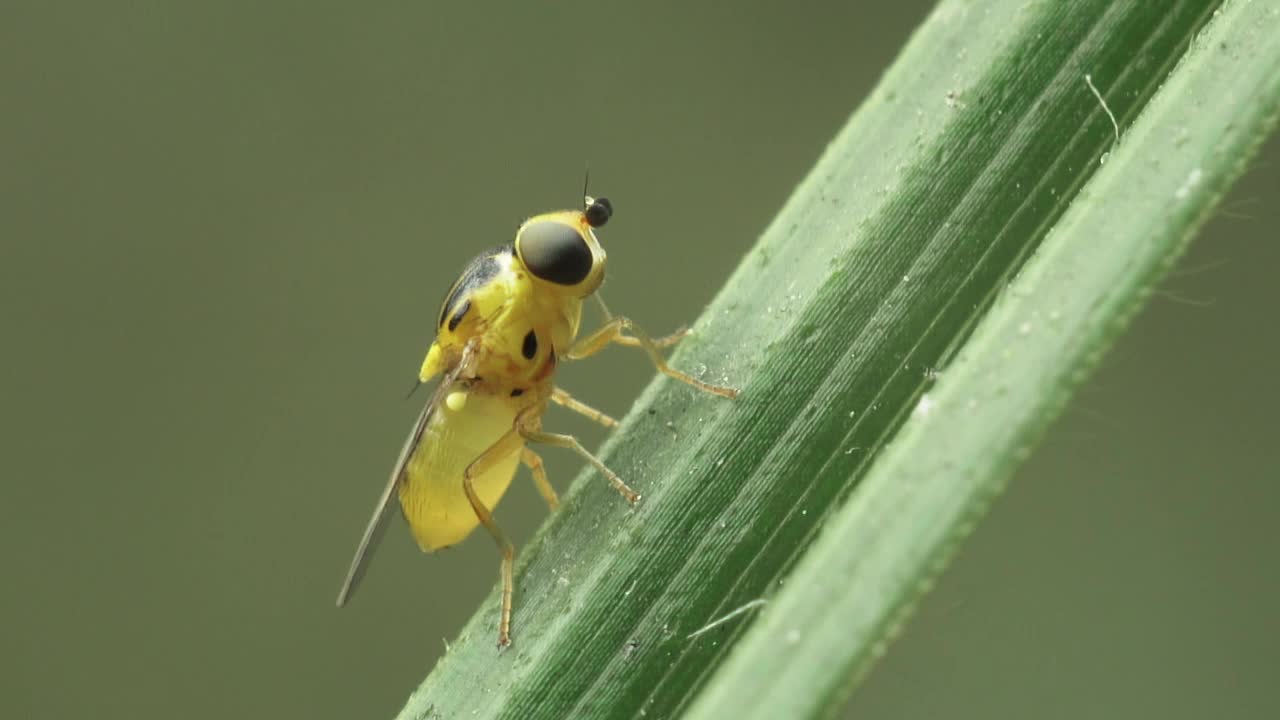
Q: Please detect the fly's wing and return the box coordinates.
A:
[335,340,478,607]
[333,397,433,607]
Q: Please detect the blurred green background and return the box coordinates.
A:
[3,2,1276,719]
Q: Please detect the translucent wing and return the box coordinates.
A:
[335,341,478,607]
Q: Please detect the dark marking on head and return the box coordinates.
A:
[438,244,512,329]
[517,221,592,285]
[510,388,524,397]
[585,197,612,228]
[521,329,538,360]
[447,299,470,332]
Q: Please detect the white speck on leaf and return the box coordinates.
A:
[1175,168,1203,199]
[915,393,934,418]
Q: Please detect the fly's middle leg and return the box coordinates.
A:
[517,412,640,505]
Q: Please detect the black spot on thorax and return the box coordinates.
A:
[521,329,538,360]
[437,244,512,329]
[447,299,470,332]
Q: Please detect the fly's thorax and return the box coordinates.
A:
[437,244,516,336]
[515,281,583,353]
[467,261,582,391]
[425,197,607,393]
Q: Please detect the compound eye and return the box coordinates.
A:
[518,220,593,285]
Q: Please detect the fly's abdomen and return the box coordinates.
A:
[397,389,523,551]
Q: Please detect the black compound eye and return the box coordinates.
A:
[584,197,612,228]
[518,220,593,285]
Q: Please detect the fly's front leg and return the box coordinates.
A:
[592,295,687,348]
[461,426,527,648]
[564,317,739,398]
[614,326,688,349]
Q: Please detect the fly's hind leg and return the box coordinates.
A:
[564,317,738,399]
[461,426,527,648]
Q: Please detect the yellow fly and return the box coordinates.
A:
[336,195,737,646]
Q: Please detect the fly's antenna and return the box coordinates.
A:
[582,164,591,207]
[581,164,612,227]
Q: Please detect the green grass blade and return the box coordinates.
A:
[684,2,1280,718]
[395,1,1277,718]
